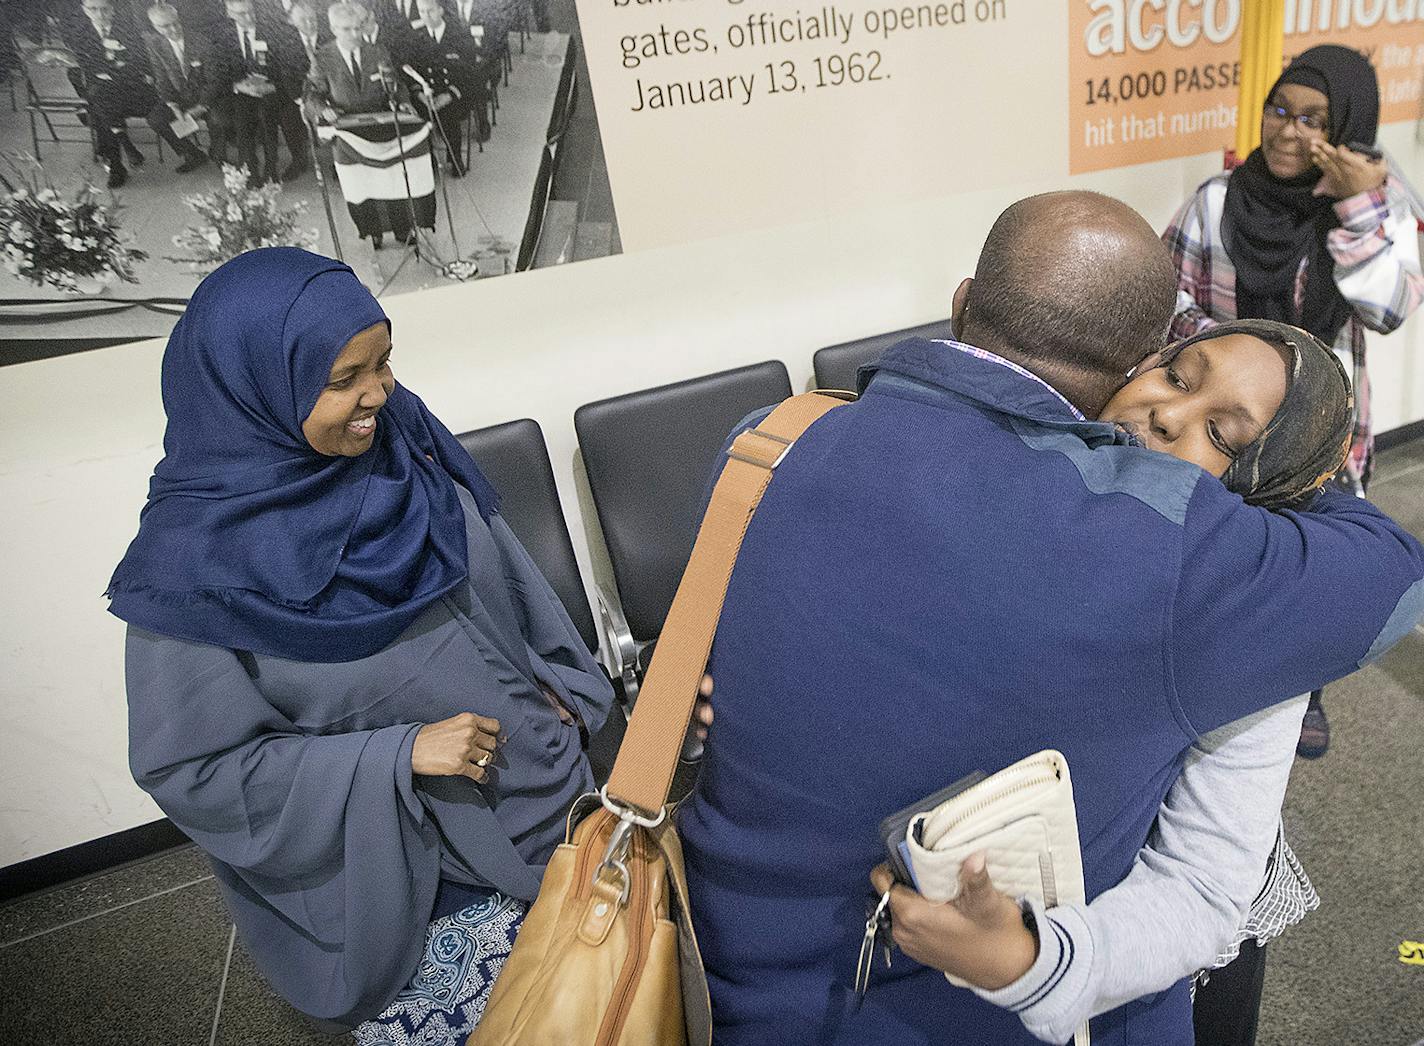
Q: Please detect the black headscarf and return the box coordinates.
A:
[1158,319,1352,510]
[1223,45,1380,346]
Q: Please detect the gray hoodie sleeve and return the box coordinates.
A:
[970,695,1308,1043]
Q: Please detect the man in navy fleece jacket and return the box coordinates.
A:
[678,191,1424,1046]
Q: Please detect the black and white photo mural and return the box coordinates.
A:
[0,0,620,363]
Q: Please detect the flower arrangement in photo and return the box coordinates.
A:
[170,164,319,273]
[440,256,481,281]
[0,157,147,293]
[437,235,515,282]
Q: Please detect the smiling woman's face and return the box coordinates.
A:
[1100,333,1289,478]
[1261,82,1330,179]
[301,322,394,456]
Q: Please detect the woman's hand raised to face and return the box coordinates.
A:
[412,712,502,783]
[868,853,1039,991]
[1310,141,1387,200]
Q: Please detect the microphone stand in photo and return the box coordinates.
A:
[402,63,462,259]
[379,65,426,266]
[305,105,344,262]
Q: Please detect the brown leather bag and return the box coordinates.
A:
[468,391,850,1046]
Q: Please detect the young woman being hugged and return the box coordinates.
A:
[1164,43,1424,758]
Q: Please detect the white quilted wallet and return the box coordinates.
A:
[904,749,1090,1046]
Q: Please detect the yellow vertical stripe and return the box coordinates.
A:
[1237,0,1287,157]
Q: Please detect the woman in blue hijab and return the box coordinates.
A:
[110,248,615,1043]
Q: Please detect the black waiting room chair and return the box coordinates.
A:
[811,319,955,392]
[456,418,625,784]
[574,361,794,699]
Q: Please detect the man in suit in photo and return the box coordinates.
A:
[445,0,478,36]
[405,0,485,177]
[271,0,327,168]
[212,0,307,183]
[272,0,327,92]
[447,0,508,95]
[142,1,219,172]
[304,0,399,120]
[383,0,426,24]
[59,0,162,188]
[348,0,404,67]
[306,1,438,249]
[210,0,281,182]
[371,0,448,66]
[249,0,313,178]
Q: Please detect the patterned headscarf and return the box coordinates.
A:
[1161,319,1352,510]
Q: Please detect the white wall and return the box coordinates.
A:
[4,127,1423,866]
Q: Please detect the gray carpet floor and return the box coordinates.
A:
[1258,438,1424,1046]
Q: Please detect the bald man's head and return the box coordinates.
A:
[955,191,1176,415]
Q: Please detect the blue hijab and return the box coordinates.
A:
[108,248,500,662]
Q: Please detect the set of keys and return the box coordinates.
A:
[853,888,894,998]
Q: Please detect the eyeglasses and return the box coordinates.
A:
[1262,103,1327,134]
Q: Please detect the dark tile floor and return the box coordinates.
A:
[1,849,220,1044]
[0,844,342,1045]
[2,440,1422,1045]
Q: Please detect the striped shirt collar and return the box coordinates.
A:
[939,339,1087,421]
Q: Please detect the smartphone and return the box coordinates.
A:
[1344,140,1384,161]
[878,770,986,886]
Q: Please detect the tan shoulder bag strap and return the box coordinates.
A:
[603,390,851,817]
